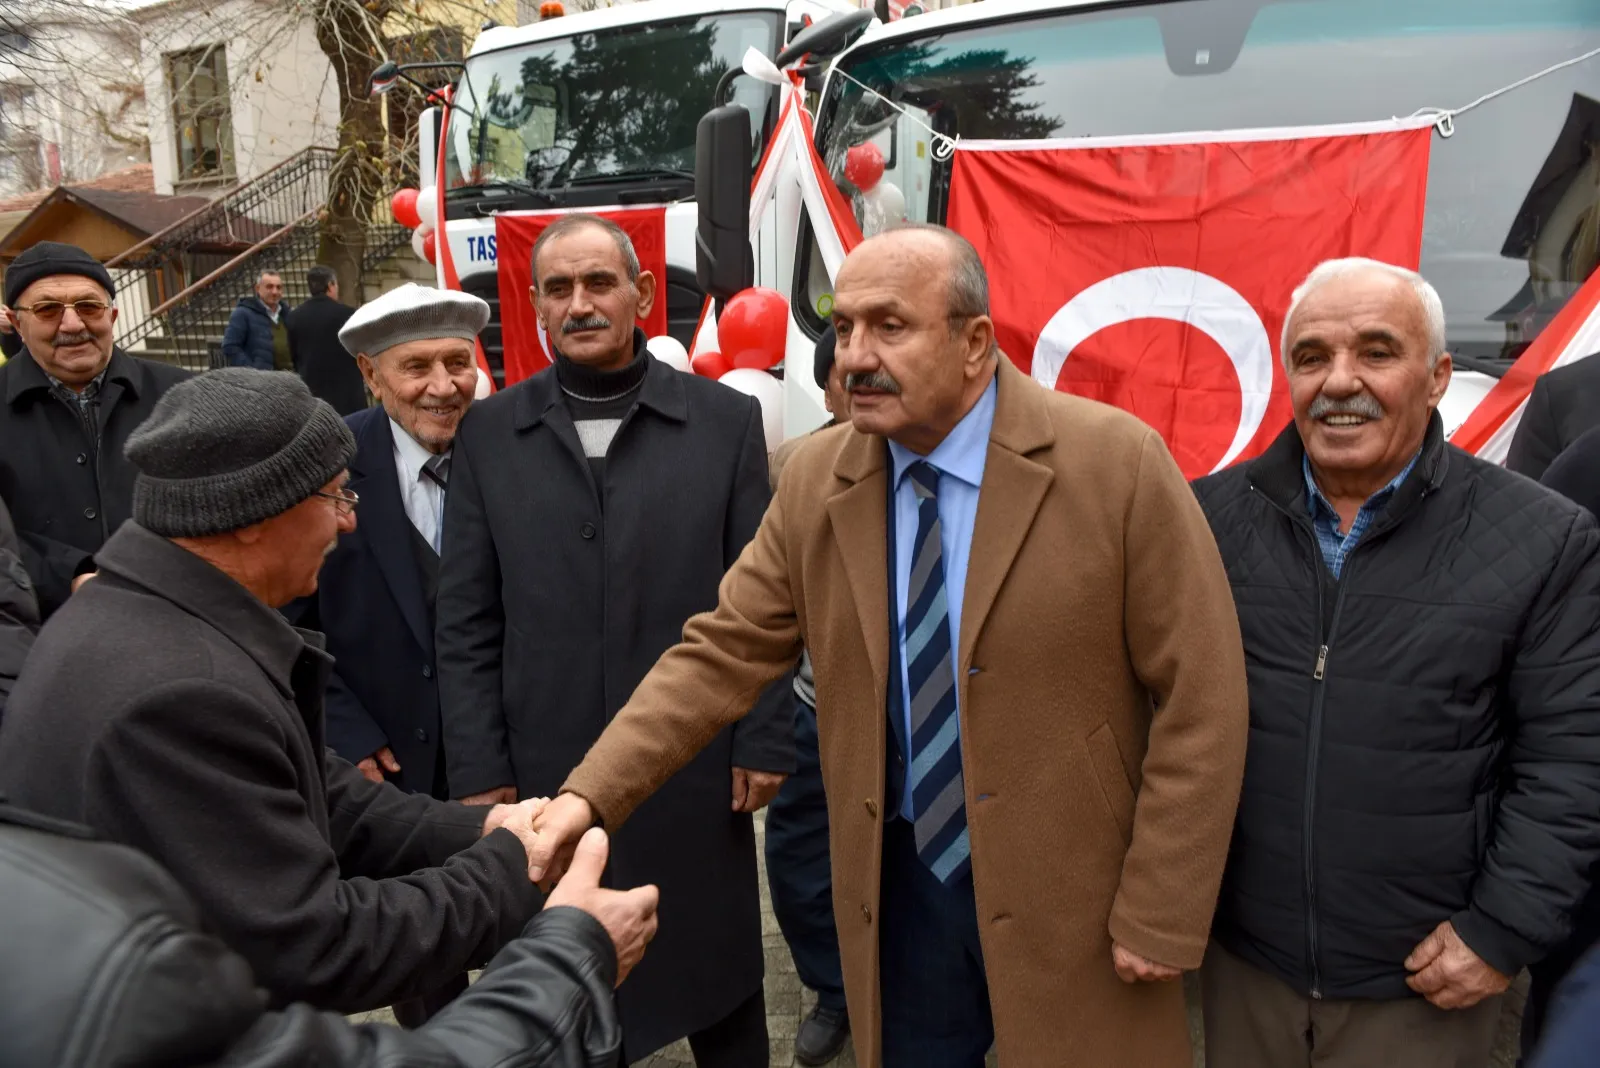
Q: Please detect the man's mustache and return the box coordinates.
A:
[563,316,611,334]
[1308,392,1384,419]
[52,330,96,348]
[845,370,902,394]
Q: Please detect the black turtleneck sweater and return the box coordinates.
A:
[553,329,650,495]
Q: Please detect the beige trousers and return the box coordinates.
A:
[1201,941,1504,1068]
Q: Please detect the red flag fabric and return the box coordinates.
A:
[494,206,668,386]
[945,122,1433,478]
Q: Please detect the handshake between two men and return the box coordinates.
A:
[484,796,660,986]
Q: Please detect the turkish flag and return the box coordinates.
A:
[946,123,1433,477]
[494,206,668,386]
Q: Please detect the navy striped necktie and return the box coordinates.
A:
[904,461,970,885]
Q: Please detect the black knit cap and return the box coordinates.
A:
[3,241,116,307]
[125,368,356,538]
[813,325,837,391]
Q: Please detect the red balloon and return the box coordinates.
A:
[719,287,789,371]
[691,350,731,379]
[844,142,885,193]
[422,230,437,265]
[390,188,421,229]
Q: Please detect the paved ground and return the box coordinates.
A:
[358,811,1529,1067]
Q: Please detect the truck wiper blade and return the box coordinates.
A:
[447,179,559,204]
[566,168,695,185]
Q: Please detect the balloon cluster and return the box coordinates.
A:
[648,287,789,453]
[391,187,438,266]
[842,141,906,236]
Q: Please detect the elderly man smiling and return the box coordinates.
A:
[1192,258,1600,1068]
[0,241,191,615]
[309,283,487,802]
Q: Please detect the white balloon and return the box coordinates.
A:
[416,185,438,230]
[860,180,907,236]
[718,368,784,454]
[474,364,493,399]
[646,334,690,372]
[411,229,428,262]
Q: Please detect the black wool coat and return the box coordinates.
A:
[0,496,38,725]
[301,407,447,795]
[289,295,368,416]
[1193,415,1600,1000]
[437,352,794,1057]
[1506,352,1600,480]
[0,347,191,615]
[0,523,542,1013]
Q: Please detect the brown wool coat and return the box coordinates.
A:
[565,357,1249,1067]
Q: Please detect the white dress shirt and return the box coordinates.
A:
[390,418,447,552]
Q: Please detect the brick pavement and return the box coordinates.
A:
[356,810,1528,1067]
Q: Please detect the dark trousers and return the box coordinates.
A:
[764,696,847,1013]
[1523,877,1600,1061]
[683,986,769,1068]
[878,817,993,1068]
[1202,941,1501,1067]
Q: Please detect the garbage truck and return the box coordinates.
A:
[398,0,861,386]
[695,0,1600,467]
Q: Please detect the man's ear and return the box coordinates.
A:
[1427,351,1453,411]
[529,284,549,331]
[964,315,997,378]
[634,270,657,321]
[356,353,379,394]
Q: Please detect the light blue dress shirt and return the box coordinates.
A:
[887,376,998,821]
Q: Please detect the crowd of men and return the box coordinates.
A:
[0,221,1597,1068]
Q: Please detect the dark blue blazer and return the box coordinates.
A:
[310,408,444,795]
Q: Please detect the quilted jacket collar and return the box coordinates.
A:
[1247,410,1448,525]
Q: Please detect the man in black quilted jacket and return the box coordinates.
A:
[1191,258,1600,1068]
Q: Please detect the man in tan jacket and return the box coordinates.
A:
[529,225,1249,1067]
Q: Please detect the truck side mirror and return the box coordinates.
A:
[695,104,754,303]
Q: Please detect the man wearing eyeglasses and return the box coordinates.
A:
[0,241,192,616]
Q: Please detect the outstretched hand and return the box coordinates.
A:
[545,827,659,986]
[528,792,598,888]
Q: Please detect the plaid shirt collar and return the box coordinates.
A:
[46,367,106,408]
[1302,451,1420,579]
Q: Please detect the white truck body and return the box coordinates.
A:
[759,0,1599,444]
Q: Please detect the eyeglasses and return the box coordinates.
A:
[12,299,113,324]
[315,488,360,514]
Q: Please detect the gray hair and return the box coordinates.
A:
[1282,257,1447,369]
[256,270,282,284]
[894,222,989,323]
[530,213,641,288]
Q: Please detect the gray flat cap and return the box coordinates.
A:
[338,282,489,358]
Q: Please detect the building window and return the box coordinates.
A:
[166,45,235,183]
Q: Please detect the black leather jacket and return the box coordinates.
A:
[0,802,623,1067]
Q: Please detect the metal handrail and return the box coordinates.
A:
[106,146,338,269]
[146,209,318,318]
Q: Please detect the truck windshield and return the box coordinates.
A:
[446,11,781,192]
[808,0,1600,372]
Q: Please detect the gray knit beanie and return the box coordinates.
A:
[125,368,356,538]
